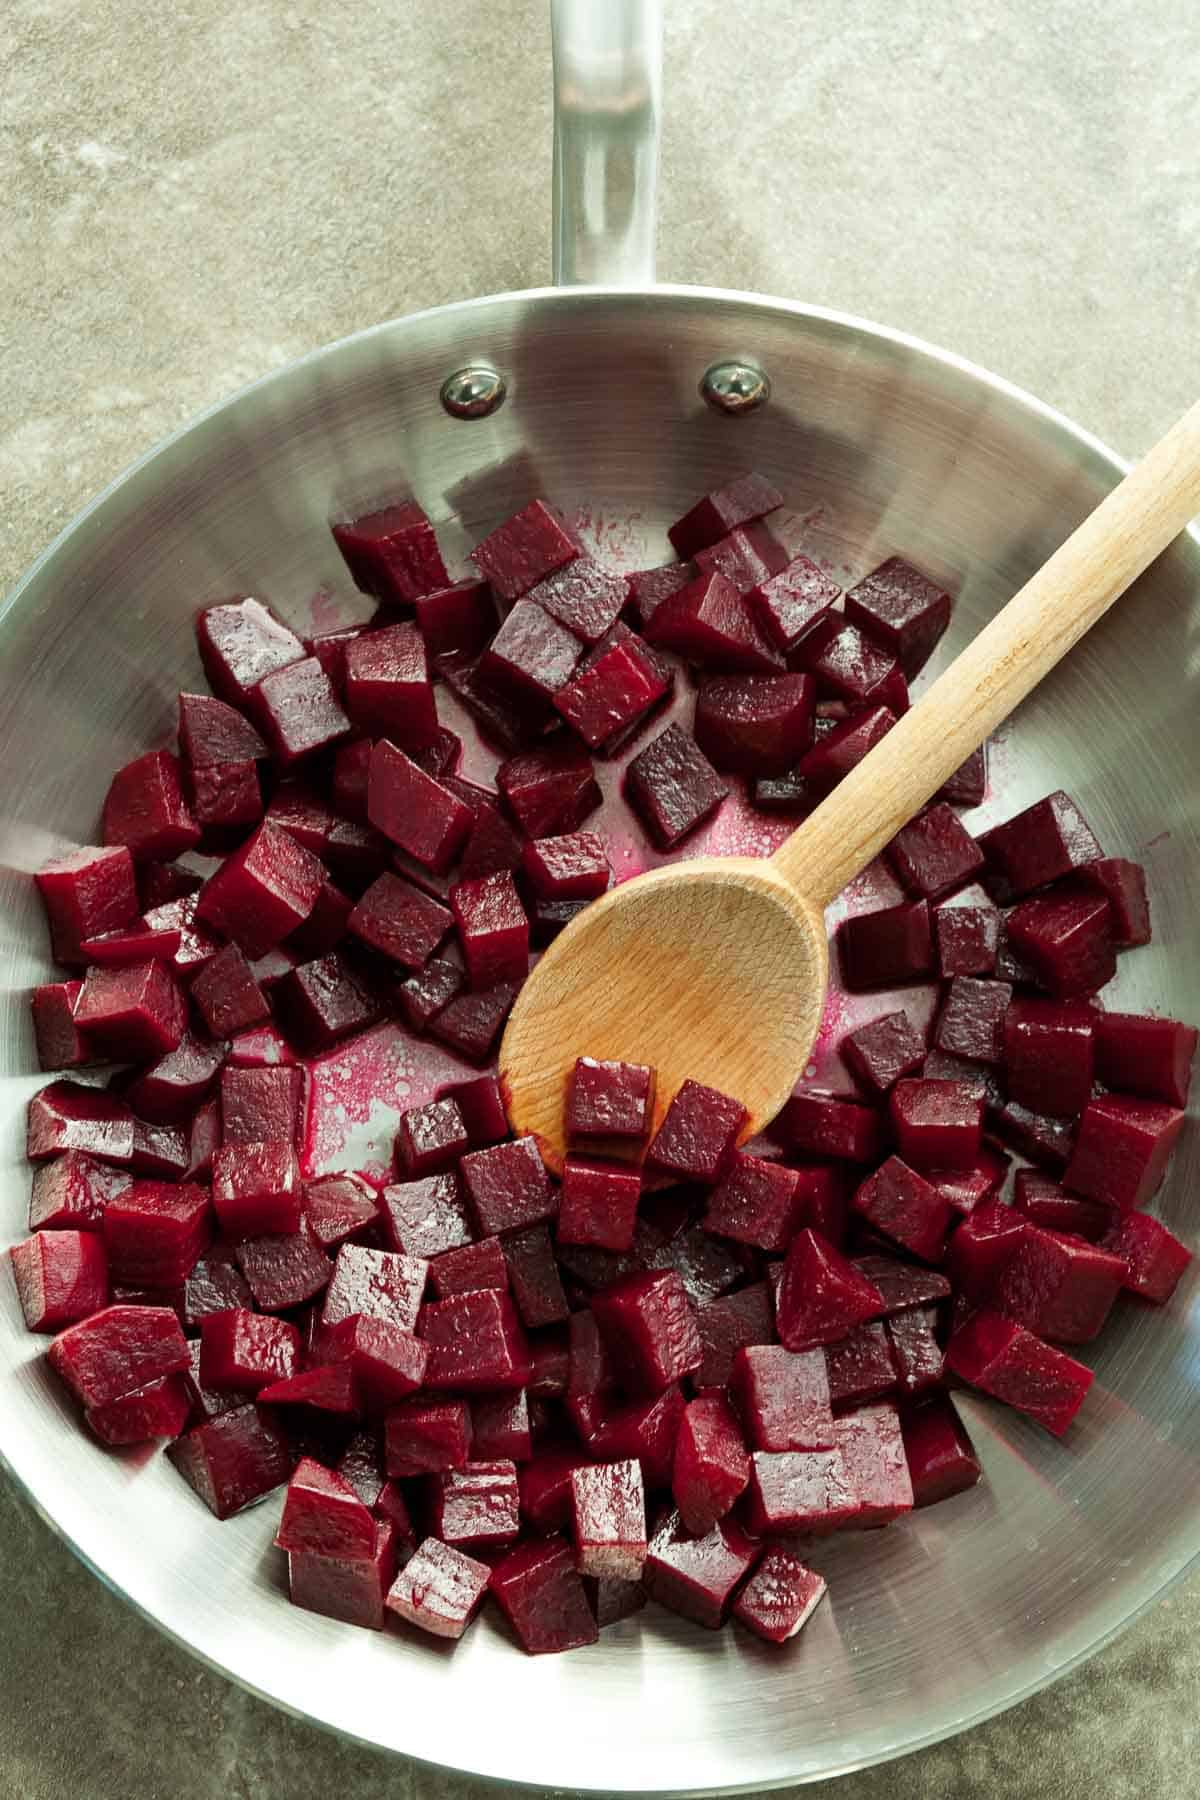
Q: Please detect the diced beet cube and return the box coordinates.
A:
[449,871,529,990]
[588,1385,687,1489]
[329,737,373,824]
[695,1283,775,1386]
[502,1224,570,1328]
[746,554,841,652]
[592,1271,700,1397]
[36,844,139,967]
[77,922,185,966]
[380,1173,473,1259]
[938,745,988,807]
[434,1075,509,1150]
[31,981,88,1073]
[320,1243,427,1336]
[233,1222,331,1313]
[212,1142,301,1239]
[347,871,451,970]
[851,1254,952,1313]
[1003,998,1094,1118]
[1064,1096,1185,1212]
[429,1237,508,1299]
[102,1180,211,1288]
[1077,857,1151,947]
[273,952,381,1052]
[522,832,611,903]
[385,1397,472,1477]
[776,1229,884,1352]
[570,1458,647,1578]
[902,1397,982,1507]
[182,1246,253,1330]
[526,556,626,643]
[670,1396,749,1536]
[178,688,268,766]
[626,562,696,628]
[888,804,985,902]
[744,1446,858,1534]
[567,1057,655,1143]
[732,1344,834,1452]
[490,1534,598,1654]
[288,1515,399,1630]
[977,791,1102,899]
[796,705,898,795]
[276,1456,376,1558]
[518,1446,592,1531]
[386,1535,490,1639]
[946,1309,1093,1435]
[74,960,186,1062]
[196,596,306,714]
[934,902,1001,977]
[413,578,498,665]
[199,1309,299,1393]
[138,892,222,979]
[391,1098,468,1181]
[496,742,601,839]
[28,1151,130,1234]
[1005,890,1116,998]
[842,1011,927,1097]
[220,1065,304,1147]
[994,1224,1124,1344]
[137,860,203,911]
[934,976,1013,1066]
[989,1098,1076,1175]
[126,1116,190,1181]
[190,943,269,1038]
[566,1307,620,1436]
[556,1157,641,1254]
[693,521,789,592]
[195,822,323,959]
[332,1431,386,1509]
[946,1199,1028,1307]
[48,1301,189,1408]
[693,673,816,776]
[396,957,466,1033]
[461,1136,555,1235]
[834,1401,914,1526]
[643,1505,760,1628]
[825,1321,897,1408]
[86,1372,191,1445]
[837,899,934,991]
[644,570,782,673]
[441,656,560,755]
[794,616,908,713]
[367,741,473,872]
[1104,1212,1192,1304]
[668,473,783,559]
[123,1034,223,1131]
[333,498,449,603]
[101,750,200,863]
[1013,1170,1110,1241]
[776,1090,884,1163]
[703,1153,803,1253]
[430,1459,520,1551]
[554,639,668,750]
[299,1176,378,1255]
[1095,1011,1197,1108]
[527,1329,570,1401]
[471,500,579,602]
[844,557,952,677]
[188,759,263,831]
[885,1305,944,1395]
[27,1081,135,1166]
[646,1079,746,1184]
[421,1289,531,1391]
[471,1389,532,1461]
[587,1574,647,1627]
[11,1230,107,1332]
[890,1079,983,1171]
[169,1401,294,1518]
[733,1545,827,1643]
[481,599,582,708]
[254,656,350,767]
[340,621,436,748]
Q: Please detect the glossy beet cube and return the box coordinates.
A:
[288,1516,399,1631]
[934,902,1001,977]
[935,747,986,810]
[471,1389,532,1461]
[168,1402,294,1518]
[824,1320,897,1409]
[646,1079,746,1184]
[48,1302,189,1408]
[412,578,498,666]
[777,1090,884,1163]
[190,942,269,1038]
[693,521,789,591]
[397,957,466,1032]
[554,639,668,750]
[1012,1170,1110,1241]
[347,871,451,970]
[74,960,186,1062]
[427,1460,520,1553]
[453,794,522,885]
[744,1446,858,1534]
[567,1057,655,1143]
[746,553,841,652]
[497,742,601,839]
[521,832,611,903]
[703,1153,804,1253]
[329,737,373,824]
[994,1224,1124,1344]
[668,472,783,559]
[212,1143,301,1239]
[588,1386,687,1489]
[385,1397,472,1477]
[490,1535,598,1654]
[524,556,625,643]
[834,1401,914,1526]
[945,1309,1093,1436]
[27,1081,135,1166]
[323,1315,430,1410]
[592,1271,701,1397]
[797,705,898,793]
[136,861,203,911]
[558,1157,641,1253]
[945,1198,1027,1306]
[732,1344,834,1452]
[989,1097,1076,1174]
[182,1247,253,1330]
[380,1173,473,1260]
[902,1397,982,1507]
[885,1305,944,1395]
[199,1309,300,1393]
[977,790,1102,899]
[693,673,816,776]
[102,751,200,862]
[178,688,268,766]
[320,1243,427,1335]
[890,1079,983,1172]
[1104,1212,1192,1304]
[461,1136,555,1235]
[273,952,381,1052]
[368,741,473,872]
[276,1455,376,1558]
[626,562,696,627]
[733,1545,827,1643]
[36,844,139,966]
[853,1157,953,1263]
[794,615,907,712]
[139,893,223,979]
[300,1176,379,1255]
[77,922,182,967]
[393,1098,469,1180]
[28,1151,131,1234]
[421,1289,531,1392]
[1002,998,1094,1118]
[449,871,529,990]
[1077,857,1150,946]
[196,596,306,713]
[340,622,436,748]
[776,1229,884,1352]
[102,1180,212,1288]
[386,1535,490,1639]
[644,570,782,673]
[842,1011,927,1097]
[567,1458,647,1579]
[934,976,1013,1065]
[851,1254,952,1314]
[233,1222,331,1313]
[220,1065,304,1147]
[188,759,263,831]
[844,557,952,676]
[429,1236,508,1298]
[31,981,88,1072]
[332,499,448,604]
[1005,890,1115,997]
[695,1283,776,1386]
[126,1116,190,1181]
[196,822,323,958]
[837,899,934,991]
[481,598,582,708]
[643,1507,760,1628]
[519,1446,592,1531]
[670,1396,750,1536]
[86,1373,192,1446]
[425,1080,504,1157]
[888,804,985,901]
[131,1031,225,1131]
[254,656,350,767]
[471,500,579,601]
[11,1230,107,1332]
[1095,1011,1197,1108]
[1064,1096,1185,1212]
[441,656,559,755]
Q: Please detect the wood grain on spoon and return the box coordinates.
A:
[502,398,1200,1172]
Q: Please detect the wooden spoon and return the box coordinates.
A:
[501,399,1200,1172]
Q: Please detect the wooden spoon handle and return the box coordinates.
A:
[773,396,1200,911]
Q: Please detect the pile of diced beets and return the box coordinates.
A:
[12,472,1197,1655]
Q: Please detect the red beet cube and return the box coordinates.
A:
[946,1309,1093,1435]
[490,1534,598,1654]
[824,1320,897,1409]
[842,1011,927,1097]
[901,1397,981,1507]
[934,976,1012,1065]
[329,737,373,824]
[426,1080,504,1156]
[461,1136,555,1235]
[298,1175,377,1254]
[588,1386,687,1489]
[392,1098,468,1180]
[471,1389,532,1461]
[319,1243,427,1336]
[126,1116,190,1182]
[642,1506,760,1628]
[412,578,498,665]
[27,1081,135,1166]
[837,899,934,990]
[978,790,1102,899]
[347,871,450,970]
[74,960,186,1062]
[834,1401,914,1526]
[385,1397,472,1477]
[850,1254,952,1314]
[288,1515,399,1630]
[429,1459,520,1551]
[693,521,789,591]
[471,500,579,602]
[367,741,473,872]
[500,1226,566,1328]
[1005,890,1116,997]
[212,1142,301,1239]
[31,981,89,1072]
[795,616,908,712]
[429,1237,508,1299]
[526,1331,570,1401]
[199,1309,299,1393]
[421,1289,531,1392]
[733,1545,827,1643]
[1077,857,1151,946]
[178,688,268,766]
[181,1247,253,1330]
[169,1401,294,1518]
[890,1078,983,1171]
[694,672,816,776]
[744,1446,858,1534]
[570,1458,647,1578]
[86,1372,192,1446]
[776,1229,884,1351]
[592,1270,700,1397]
[938,744,988,807]
[646,1080,746,1184]
[703,1154,803,1253]
[253,655,350,767]
[945,1199,1027,1306]
[385,1535,490,1639]
[626,562,695,628]
[695,1283,776,1386]
[78,922,184,967]
[844,557,952,676]
[746,553,841,652]
[11,1230,107,1332]
[28,1151,130,1234]
[220,1066,304,1147]
[796,705,898,794]
[558,1157,641,1253]
[196,822,323,958]
[190,943,269,1038]
[644,570,782,673]
[124,1034,222,1130]
[671,1396,750,1536]
[195,596,306,713]
[1104,1212,1192,1304]
[332,500,448,605]
[776,1090,884,1163]
[1064,1096,1185,1212]
[457,793,525,881]
[885,1305,944,1395]
[1012,1170,1110,1241]
[518,1447,592,1531]
[102,750,200,862]
[1095,1011,1197,1108]
[188,759,263,831]
[523,557,625,645]
[554,639,668,751]
[102,1180,212,1288]
[138,892,223,979]
[732,1344,834,1451]
[396,957,466,1033]
[522,832,611,902]
[380,1173,473,1259]
[1002,998,1094,1117]
[567,1057,655,1143]
[234,1222,331,1313]
[934,903,1002,977]
[853,1156,953,1262]
[36,844,139,966]
[989,1098,1077,1174]
[449,871,529,989]
[136,862,206,910]
[668,473,783,559]
[48,1302,189,1408]
[888,804,985,902]
[481,598,582,707]
[497,742,602,838]
[994,1224,1124,1344]
[273,952,381,1051]
[276,1455,376,1558]
[340,623,435,748]
[587,1575,648,1628]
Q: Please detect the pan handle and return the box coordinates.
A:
[551,0,663,286]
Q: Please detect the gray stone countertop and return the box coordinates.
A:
[2,1,1197,1795]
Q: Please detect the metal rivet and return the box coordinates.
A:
[700,359,771,415]
[440,364,507,420]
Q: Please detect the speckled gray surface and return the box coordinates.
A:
[2,1,1198,1795]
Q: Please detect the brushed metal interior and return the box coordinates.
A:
[1,285,1197,1793]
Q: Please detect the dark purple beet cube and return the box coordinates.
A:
[695,1283,776,1386]
[330,737,373,824]
[592,1270,700,1396]
[422,1288,531,1392]
[288,1516,399,1629]
[470,500,579,602]
[127,1118,190,1181]
[885,1305,944,1395]
[385,1398,472,1477]
[436,1074,509,1148]
[136,861,210,909]
[938,745,988,808]
[834,1400,914,1526]
[234,1222,332,1313]
[668,472,783,559]
[567,1056,655,1143]
[558,1157,641,1253]
[588,1575,648,1628]
[644,570,783,673]
[743,1446,858,1534]
[195,822,323,959]
[168,1402,294,1518]
[824,1321,897,1408]
[343,621,437,747]
[989,1096,1077,1174]
[1064,1096,1185,1212]
[429,1459,520,1551]
[945,1309,1093,1435]
[11,1229,107,1332]
[320,1243,428,1334]
[776,1229,884,1352]
[138,893,222,980]
[190,942,268,1038]
[379,1171,472,1258]
[890,1078,983,1171]
[181,1247,252,1332]
[693,521,789,592]
[74,960,186,1062]
[570,1458,647,1578]
[1104,1211,1192,1304]
[178,688,267,766]
[888,803,985,901]
[946,1199,1029,1306]
[852,1156,953,1262]
[994,1224,1124,1344]
[386,1535,489,1639]
[257,1358,358,1415]
[367,741,473,872]
[693,673,815,776]
[188,760,263,831]
[396,957,465,1033]
[332,500,448,605]
[461,1136,555,1235]
[414,577,497,664]
[850,1254,952,1314]
[1003,998,1094,1116]
[471,1389,532,1461]
[102,750,200,862]
[276,1455,376,1558]
[1005,890,1115,997]
[220,1065,304,1147]
[522,831,611,901]
[793,706,897,794]
[77,921,184,967]
[1095,1011,1197,1108]
[348,871,450,970]
[977,790,1102,899]
[795,617,907,713]
[28,1150,130,1234]
[274,951,382,1052]
[27,1081,135,1166]
[842,1011,926,1097]
[518,1446,591,1530]
[429,981,517,1064]
[1013,1170,1110,1241]
[733,1546,827,1643]
[643,1506,759,1627]
[31,981,89,1072]
[844,557,952,677]
[776,1090,884,1163]
[934,975,1013,1064]
[102,1179,211,1288]
[395,1097,470,1179]
[934,902,1001,977]
[554,639,668,751]
[496,742,601,838]
[1077,857,1150,946]
[526,556,626,643]
[480,598,582,707]
[195,597,306,715]
[199,1308,299,1394]
[646,1079,746,1183]
[490,1534,598,1653]
[254,656,350,768]
[751,768,818,813]
[902,1397,981,1507]
[37,844,138,966]
[48,1302,188,1409]
[732,1344,834,1451]
[587,1386,687,1488]
[746,553,841,652]
[670,1395,749,1536]
[450,871,529,988]
[626,562,696,628]
[837,899,934,990]
[428,1237,508,1299]
[703,1153,804,1253]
